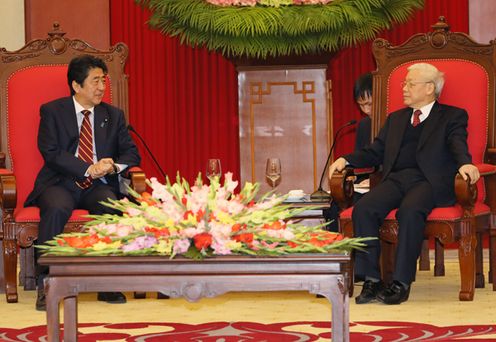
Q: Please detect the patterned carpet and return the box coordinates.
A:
[1,321,496,341]
[1,258,496,341]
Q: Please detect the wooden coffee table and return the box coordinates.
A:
[40,253,351,341]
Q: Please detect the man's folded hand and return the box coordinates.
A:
[88,158,115,178]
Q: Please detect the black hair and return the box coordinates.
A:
[353,72,372,101]
[67,55,108,95]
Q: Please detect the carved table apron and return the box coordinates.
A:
[39,254,351,342]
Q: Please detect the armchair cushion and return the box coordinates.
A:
[13,207,91,223]
[340,202,489,222]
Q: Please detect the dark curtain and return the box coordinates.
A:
[110,0,468,184]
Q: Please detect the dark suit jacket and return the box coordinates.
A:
[25,96,141,206]
[354,116,371,152]
[344,102,472,207]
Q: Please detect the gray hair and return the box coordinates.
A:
[407,63,445,98]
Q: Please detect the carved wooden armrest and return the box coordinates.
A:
[128,166,146,194]
[0,169,17,211]
[454,173,477,210]
[329,167,355,210]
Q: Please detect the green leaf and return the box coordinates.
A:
[136,0,424,58]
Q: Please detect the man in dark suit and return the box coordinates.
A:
[328,63,480,305]
[28,55,141,311]
[326,73,373,231]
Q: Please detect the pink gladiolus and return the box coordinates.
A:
[126,207,142,217]
[211,240,232,255]
[173,239,191,254]
[122,236,157,252]
[261,241,279,248]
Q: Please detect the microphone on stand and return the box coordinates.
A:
[127,124,167,180]
[310,119,357,201]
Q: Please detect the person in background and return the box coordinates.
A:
[325,72,373,231]
[328,63,479,305]
[27,55,141,311]
[351,72,373,203]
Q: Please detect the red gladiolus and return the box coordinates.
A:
[263,221,285,230]
[63,234,100,248]
[233,232,253,243]
[144,227,170,238]
[194,233,213,250]
[196,209,205,222]
[288,241,298,248]
[183,210,194,220]
[138,192,156,205]
[231,223,247,232]
[101,236,112,243]
[307,232,344,247]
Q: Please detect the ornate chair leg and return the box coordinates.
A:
[434,239,445,276]
[490,225,496,289]
[419,239,430,271]
[19,247,26,287]
[24,246,36,290]
[458,222,476,301]
[0,243,4,293]
[3,230,19,302]
[475,233,485,288]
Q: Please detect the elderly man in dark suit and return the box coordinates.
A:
[28,55,141,311]
[328,62,480,305]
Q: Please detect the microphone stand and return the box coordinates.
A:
[310,120,357,201]
[127,124,167,180]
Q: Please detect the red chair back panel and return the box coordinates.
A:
[386,60,488,201]
[7,65,112,208]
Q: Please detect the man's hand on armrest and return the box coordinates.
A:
[458,164,480,184]
[328,157,348,179]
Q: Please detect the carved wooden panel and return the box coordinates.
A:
[238,66,331,195]
[24,0,110,50]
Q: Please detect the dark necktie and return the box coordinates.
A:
[412,109,422,127]
[76,110,93,189]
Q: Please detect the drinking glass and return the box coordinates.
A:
[206,159,222,181]
[265,158,281,189]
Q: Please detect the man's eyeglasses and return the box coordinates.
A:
[401,80,433,88]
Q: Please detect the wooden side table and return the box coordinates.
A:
[40,254,351,341]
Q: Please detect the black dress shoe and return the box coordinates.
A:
[36,288,46,311]
[97,292,127,304]
[355,280,384,304]
[377,280,410,305]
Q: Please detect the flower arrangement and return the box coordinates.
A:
[38,173,372,258]
[206,0,332,6]
[137,0,424,58]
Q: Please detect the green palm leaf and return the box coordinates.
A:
[137,0,424,58]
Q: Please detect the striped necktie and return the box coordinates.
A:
[76,110,93,189]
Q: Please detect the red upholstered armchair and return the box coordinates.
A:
[0,24,146,303]
[330,17,496,301]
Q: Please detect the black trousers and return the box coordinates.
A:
[352,168,435,285]
[35,179,120,288]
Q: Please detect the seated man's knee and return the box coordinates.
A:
[396,205,427,223]
[351,199,370,220]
